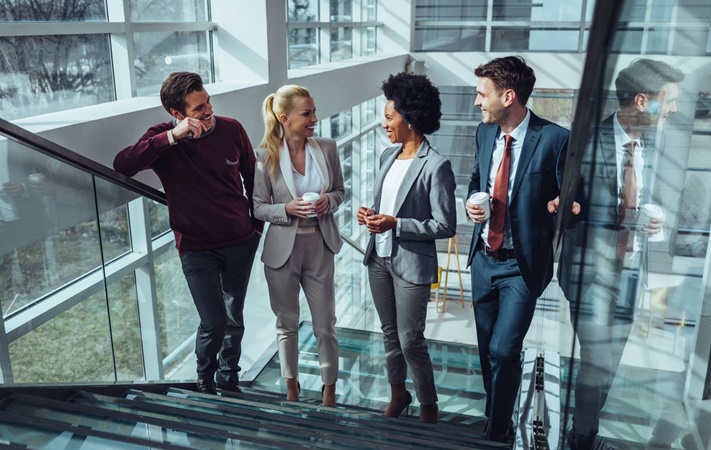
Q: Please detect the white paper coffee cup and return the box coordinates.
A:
[638,203,665,242]
[468,192,490,220]
[302,192,320,217]
[27,173,46,183]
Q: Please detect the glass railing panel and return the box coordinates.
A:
[8,286,118,383]
[153,245,198,376]
[105,272,144,381]
[147,199,170,238]
[0,143,105,316]
[554,1,711,448]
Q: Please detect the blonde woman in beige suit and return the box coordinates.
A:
[253,85,344,407]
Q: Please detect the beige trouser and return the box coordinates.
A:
[264,228,339,385]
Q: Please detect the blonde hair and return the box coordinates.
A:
[260,84,312,172]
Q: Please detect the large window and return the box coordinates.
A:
[287,0,382,69]
[0,0,215,121]
[414,0,707,55]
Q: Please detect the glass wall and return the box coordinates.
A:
[554,1,711,449]
[287,0,382,69]
[0,0,214,120]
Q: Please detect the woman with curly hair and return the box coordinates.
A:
[357,72,456,423]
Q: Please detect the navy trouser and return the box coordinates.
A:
[471,250,537,438]
[180,233,259,384]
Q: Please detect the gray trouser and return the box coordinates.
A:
[264,229,339,385]
[368,255,438,405]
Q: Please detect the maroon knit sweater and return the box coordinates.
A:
[114,116,263,255]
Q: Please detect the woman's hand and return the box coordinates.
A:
[313,194,330,217]
[365,214,397,233]
[357,206,375,225]
[285,197,316,218]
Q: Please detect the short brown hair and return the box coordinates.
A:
[160,72,204,115]
[615,59,684,107]
[474,56,536,106]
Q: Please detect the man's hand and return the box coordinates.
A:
[466,200,487,223]
[547,196,581,215]
[357,206,375,225]
[2,182,23,196]
[172,117,210,139]
[641,216,665,236]
[365,214,397,234]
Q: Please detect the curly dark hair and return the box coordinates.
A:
[160,72,204,115]
[381,72,441,135]
[474,56,536,106]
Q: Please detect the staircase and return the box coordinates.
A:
[0,384,507,449]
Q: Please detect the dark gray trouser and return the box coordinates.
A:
[368,255,438,405]
[180,233,259,383]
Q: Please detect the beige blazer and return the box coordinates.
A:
[254,137,344,269]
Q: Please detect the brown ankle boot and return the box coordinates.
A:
[419,402,438,424]
[384,383,412,417]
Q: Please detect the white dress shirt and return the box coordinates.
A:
[481,109,531,249]
[376,157,413,257]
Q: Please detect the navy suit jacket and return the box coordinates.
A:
[467,111,570,299]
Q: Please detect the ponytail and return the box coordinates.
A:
[259,84,313,173]
[260,94,281,173]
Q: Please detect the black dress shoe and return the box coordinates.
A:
[484,420,515,440]
[196,378,217,395]
[216,373,241,392]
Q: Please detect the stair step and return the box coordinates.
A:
[2,392,278,449]
[0,408,188,450]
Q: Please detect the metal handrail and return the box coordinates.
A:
[0,117,167,205]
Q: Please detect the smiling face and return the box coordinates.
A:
[382,100,412,144]
[172,89,214,128]
[281,96,317,139]
[474,77,509,125]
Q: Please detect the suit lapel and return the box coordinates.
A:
[306,137,330,191]
[278,141,297,199]
[373,147,398,210]
[480,126,497,192]
[392,140,428,215]
[510,119,541,202]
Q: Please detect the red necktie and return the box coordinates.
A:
[488,134,513,251]
[617,141,637,262]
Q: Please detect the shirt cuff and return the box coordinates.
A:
[396,219,401,237]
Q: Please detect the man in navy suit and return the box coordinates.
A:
[465,56,574,442]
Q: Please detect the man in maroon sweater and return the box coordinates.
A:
[114,72,263,394]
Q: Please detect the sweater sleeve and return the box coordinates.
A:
[113,124,172,176]
[236,123,264,232]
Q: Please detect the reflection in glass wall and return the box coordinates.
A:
[133,31,212,96]
[130,0,208,22]
[330,27,353,62]
[288,0,380,69]
[554,2,711,448]
[0,35,114,120]
[0,141,127,316]
[0,0,107,22]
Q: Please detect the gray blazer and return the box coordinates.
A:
[254,137,344,269]
[363,139,457,285]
